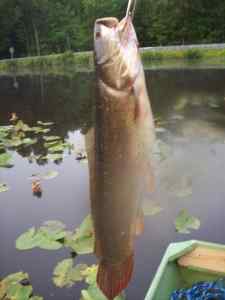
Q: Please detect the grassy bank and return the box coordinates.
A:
[1,47,225,73]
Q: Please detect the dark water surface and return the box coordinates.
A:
[1,68,225,300]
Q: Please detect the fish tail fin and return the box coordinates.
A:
[97,253,134,300]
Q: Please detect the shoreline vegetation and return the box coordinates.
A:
[1,44,225,73]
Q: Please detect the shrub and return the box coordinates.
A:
[183,48,203,60]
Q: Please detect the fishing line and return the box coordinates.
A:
[126,0,137,19]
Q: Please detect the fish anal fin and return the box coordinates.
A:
[135,207,144,235]
[97,254,134,300]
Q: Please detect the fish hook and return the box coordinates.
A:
[126,0,137,19]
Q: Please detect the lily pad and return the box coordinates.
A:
[0,152,13,167]
[175,209,200,234]
[30,127,50,134]
[44,141,60,148]
[16,221,67,251]
[37,121,54,126]
[0,272,43,300]
[64,215,94,255]
[43,153,63,162]
[28,171,59,181]
[42,171,59,180]
[81,284,125,300]
[0,183,9,193]
[6,283,32,300]
[143,201,163,216]
[155,127,167,133]
[174,98,188,111]
[14,120,31,132]
[43,135,61,141]
[170,176,193,198]
[21,138,37,146]
[53,259,87,288]
[81,265,98,285]
[40,220,66,240]
[47,143,65,153]
[16,227,41,250]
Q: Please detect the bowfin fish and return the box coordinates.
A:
[90,14,155,300]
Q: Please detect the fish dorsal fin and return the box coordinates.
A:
[97,254,134,300]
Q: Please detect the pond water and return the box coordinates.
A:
[1,67,225,299]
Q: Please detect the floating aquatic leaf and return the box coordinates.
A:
[44,140,60,148]
[16,227,41,250]
[5,137,24,147]
[14,120,31,132]
[174,97,188,111]
[81,284,125,300]
[34,233,63,250]
[0,272,43,300]
[0,183,9,193]
[40,220,66,240]
[3,272,29,285]
[16,221,67,251]
[30,126,50,134]
[155,127,167,133]
[7,137,38,148]
[6,283,32,300]
[28,171,59,181]
[53,259,87,288]
[0,152,13,167]
[48,143,65,153]
[43,135,61,141]
[170,114,184,121]
[143,201,163,216]
[81,265,98,286]
[43,153,63,161]
[170,176,192,198]
[175,209,200,234]
[42,170,59,180]
[0,125,13,134]
[64,215,94,255]
[37,121,54,126]
[28,154,42,163]
[21,138,37,146]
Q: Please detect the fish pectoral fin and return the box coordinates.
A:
[97,254,134,300]
[135,207,144,235]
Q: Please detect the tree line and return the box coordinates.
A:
[0,0,225,59]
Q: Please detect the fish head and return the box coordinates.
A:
[94,16,141,90]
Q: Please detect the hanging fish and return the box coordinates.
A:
[87,5,155,299]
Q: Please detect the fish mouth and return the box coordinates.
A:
[94,17,119,41]
[95,17,119,29]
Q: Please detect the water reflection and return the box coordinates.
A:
[1,68,225,300]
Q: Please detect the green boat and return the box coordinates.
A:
[145,240,225,300]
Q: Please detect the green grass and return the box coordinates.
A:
[141,47,225,63]
[1,47,225,73]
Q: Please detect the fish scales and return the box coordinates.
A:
[85,15,155,300]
